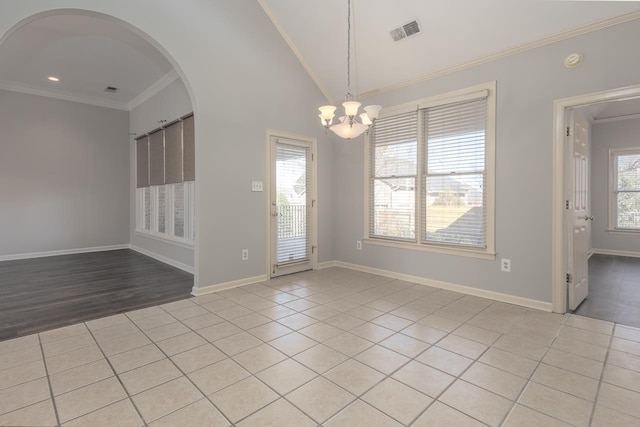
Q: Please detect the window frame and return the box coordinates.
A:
[608,147,640,233]
[364,81,496,260]
[135,183,196,247]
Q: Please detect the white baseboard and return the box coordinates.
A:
[0,244,129,262]
[592,248,640,259]
[317,261,337,269]
[192,274,268,296]
[129,244,194,274]
[328,260,553,312]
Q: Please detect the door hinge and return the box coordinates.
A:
[566,127,572,137]
[566,200,570,210]
[566,273,572,284]
[311,154,314,161]
[311,245,316,254]
[272,264,277,275]
[312,199,316,208]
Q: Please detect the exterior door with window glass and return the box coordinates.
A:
[270,137,314,277]
[567,110,591,310]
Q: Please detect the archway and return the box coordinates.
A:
[0,9,199,338]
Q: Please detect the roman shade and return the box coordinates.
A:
[135,113,194,188]
[135,136,149,188]
[149,129,165,186]
[164,121,183,184]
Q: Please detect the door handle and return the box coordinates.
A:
[584,215,594,221]
[272,211,278,217]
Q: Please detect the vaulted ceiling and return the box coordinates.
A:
[259,0,640,103]
[0,1,639,112]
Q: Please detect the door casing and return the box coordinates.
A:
[264,129,317,278]
[552,84,640,313]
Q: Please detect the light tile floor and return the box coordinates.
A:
[1,267,640,426]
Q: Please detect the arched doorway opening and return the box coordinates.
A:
[0,9,198,338]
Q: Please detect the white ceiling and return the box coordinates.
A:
[0,3,639,111]
[260,0,640,102]
[587,97,640,121]
[0,14,175,110]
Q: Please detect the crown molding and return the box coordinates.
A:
[360,10,640,99]
[0,69,179,112]
[0,80,129,110]
[257,0,334,105]
[128,69,180,111]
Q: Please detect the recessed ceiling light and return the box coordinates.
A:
[47,76,60,82]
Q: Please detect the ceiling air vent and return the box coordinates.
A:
[104,86,119,93]
[390,20,421,42]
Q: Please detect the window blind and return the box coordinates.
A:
[183,114,195,182]
[276,141,311,264]
[422,97,487,248]
[164,121,183,184]
[149,129,165,186]
[369,111,418,241]
[135,136,149,188]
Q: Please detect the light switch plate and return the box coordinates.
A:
[251,181,263,192]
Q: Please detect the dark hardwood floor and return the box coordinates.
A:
[0,249,193,341]
[575,254,640,328]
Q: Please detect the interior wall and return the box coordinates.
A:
[591,117,640,255]
[332,19,640,304]
[0,0,334,288]
[129,78,194,269]
[0,89,129,257]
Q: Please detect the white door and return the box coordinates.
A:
[567,110,592,310]
[269,136,315,277]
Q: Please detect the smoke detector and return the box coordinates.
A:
[564,53,583,69]
[390,20,421,42]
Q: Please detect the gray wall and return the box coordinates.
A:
[129,78,195,268]
[0,1,335,290]
[0,89,129,256]
[332,19,640,304]
[591,117,640,254]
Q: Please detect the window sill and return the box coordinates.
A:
[606,228,640,235]
[363,238,496,260]
[134,230,195,249]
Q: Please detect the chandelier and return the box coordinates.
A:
[318,0,381,140]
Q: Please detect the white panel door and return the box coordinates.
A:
[567,110,592,310]
[269,136,314,277]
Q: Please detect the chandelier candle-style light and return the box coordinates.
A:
[319,0,381,140]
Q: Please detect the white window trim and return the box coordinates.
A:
[608,147,640,233]
[134,182,196,248]
[364,81,496,260]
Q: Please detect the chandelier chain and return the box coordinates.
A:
[346,0,351,96]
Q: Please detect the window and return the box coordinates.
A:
[610,148,640,231]
[135,113,195,245]
[366,82,496,259]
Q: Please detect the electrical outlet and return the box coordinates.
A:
[241,249,249,260]
[501,258,511,272]
[356,240,362,250]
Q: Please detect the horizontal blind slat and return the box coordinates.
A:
[422,98,487,248]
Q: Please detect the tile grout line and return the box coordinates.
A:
[586,323,616,427]
[37,333,62,427]
[83,322,150,427]
[246,276,512,425]
[131,308,236,426]
[404,300,506,426]
[12,267,639,426]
